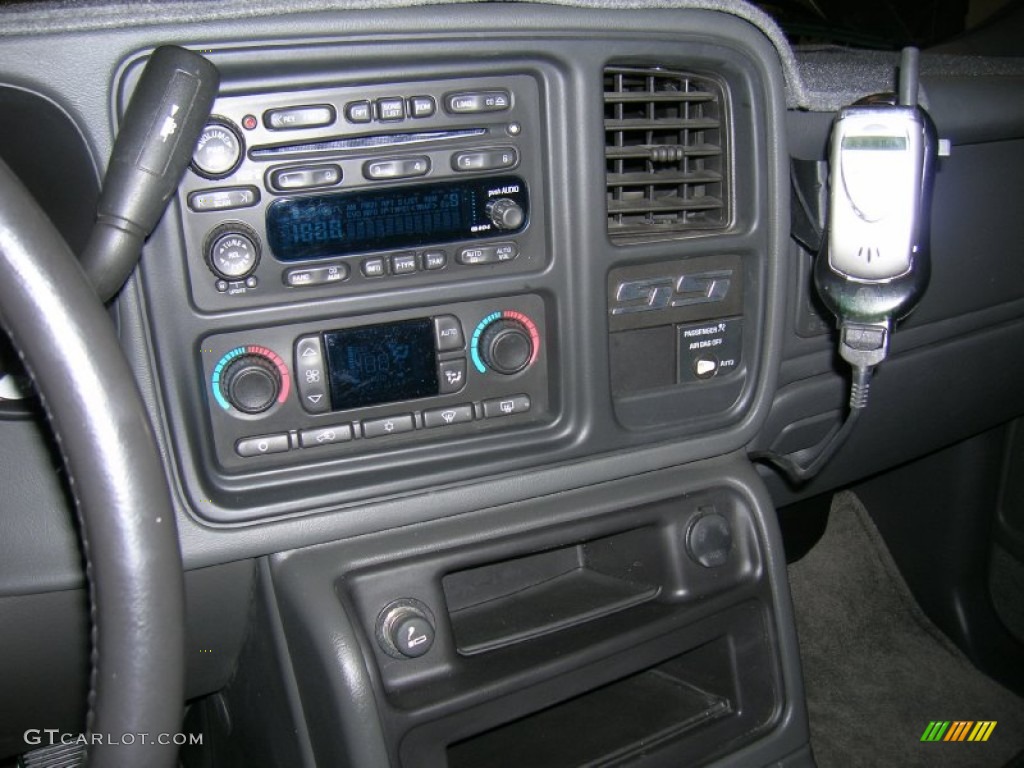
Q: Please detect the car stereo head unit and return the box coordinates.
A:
[265,175,529,262]
[175,73,546,312]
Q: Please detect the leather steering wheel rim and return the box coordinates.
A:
[0,159,185,768]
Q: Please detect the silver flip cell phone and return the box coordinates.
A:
[828,105,926,283]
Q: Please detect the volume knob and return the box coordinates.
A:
[487,197,525,231]
[220,354,281,414]
[479,319,533,375]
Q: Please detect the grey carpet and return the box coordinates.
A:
[788,491,1024,768]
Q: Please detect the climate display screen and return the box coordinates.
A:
[323,319,438,410]
[265,176,527,262]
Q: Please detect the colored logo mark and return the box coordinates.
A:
[921,721,997,742]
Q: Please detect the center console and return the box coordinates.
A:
[120,7,804,766]
[131,26,777,522]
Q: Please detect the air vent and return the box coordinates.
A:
[605,66,728,241]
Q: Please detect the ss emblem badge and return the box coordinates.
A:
[611,270,733,316]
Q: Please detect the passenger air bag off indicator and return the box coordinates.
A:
[677,318,742,383]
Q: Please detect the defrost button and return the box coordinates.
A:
[423,404,474,428]
[482,394,531,418]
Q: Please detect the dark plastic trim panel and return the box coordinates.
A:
[269,456,810,768]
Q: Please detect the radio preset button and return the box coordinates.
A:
[295,335,330,414]
[284,263,349,287]
[363,157,430,181]
[346,101,372,123]
[391,253,419,275]
[482,394,531,419]
[445,90,511,114]
[438,359,468,394]
[433,316,465,351]
[422,250,448,271]
[423,404,474,428]
[299,424,353,448]
[363,414,415,439]
[376,97,406,121]
[264,105,336,130]
[456,243,519,266]
[269,164,342,192]
[452,148,518,172]
[236,434,290,458]
[188,186,260,212]
[361,258,387,278]
[409,96,436,118]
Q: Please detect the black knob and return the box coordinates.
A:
[487,197,525,231]
[376,600,436,659]
[192,118,243,179]
[205,223,260,280]
[480,319,533,375]
[220,354,281,414]
[686,510,733,568]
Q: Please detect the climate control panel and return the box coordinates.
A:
[200,294,549,471]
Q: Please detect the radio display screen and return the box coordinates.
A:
[323,319,438,410]
[265,176,527,261]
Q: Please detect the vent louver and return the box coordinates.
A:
[605,66,728,241]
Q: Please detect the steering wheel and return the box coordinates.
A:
[0,159,185,767]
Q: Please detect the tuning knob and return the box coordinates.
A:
[487,197,525,231]
[205,222,260,281]
[479,319,533,375]
[219,354,282,414]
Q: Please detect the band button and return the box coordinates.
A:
[444,90,511,114]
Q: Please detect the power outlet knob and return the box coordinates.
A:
[376,599,436,659]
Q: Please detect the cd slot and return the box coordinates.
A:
[248,127,487,158]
